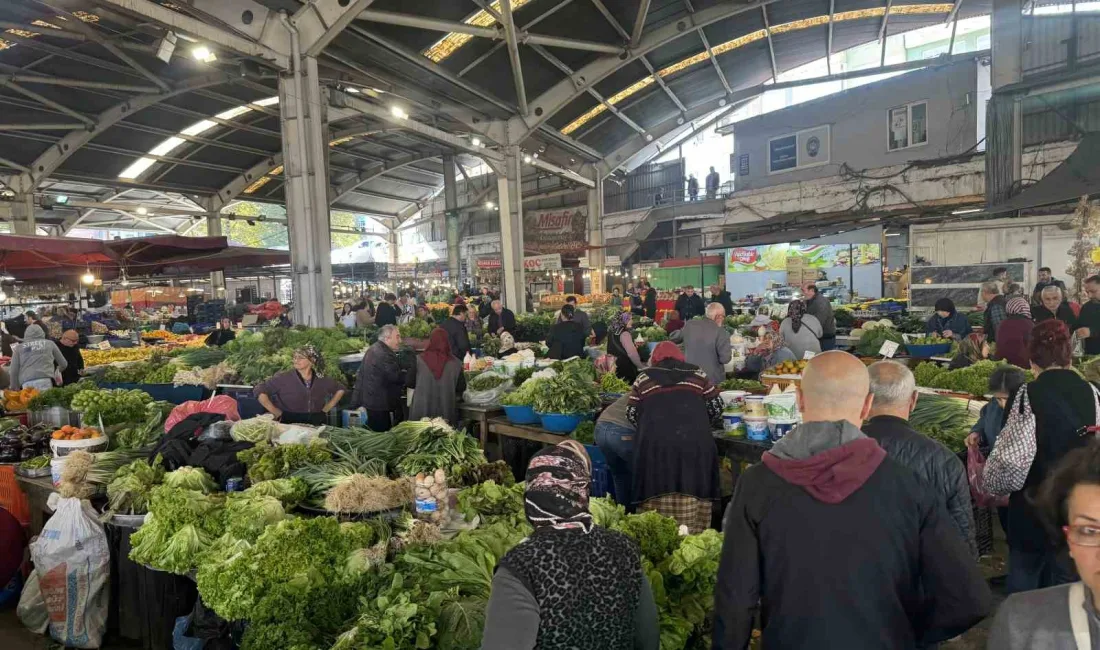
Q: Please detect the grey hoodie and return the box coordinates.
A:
[10,324,67,388]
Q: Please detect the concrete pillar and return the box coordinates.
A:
[585,170,605,295]
[206,215,227,300]
[496,146,526,313]
[279,55,334,327]
[992,0,1024,186]
[11,194,35,235]
[442,153,461,287]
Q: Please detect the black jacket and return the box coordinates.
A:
[1032,302,1077,331]
[643,288,657,319]
[374,302,398,327]
[547,321,587,360]
[56,342,84,386]
[714,452,990,649]
[487,308,516,336]
[713,291,733,316]
[862,415,977,557]
[439,317,471,360]
[352,341,405,411]
[204,329,236,347]
[674,293,705,321]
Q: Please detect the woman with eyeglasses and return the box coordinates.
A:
[989,441,1100,648]
[984,319,1100,593]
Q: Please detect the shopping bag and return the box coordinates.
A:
[30,497,110,648]
[17,572,48,634]
[967,446,1009,508]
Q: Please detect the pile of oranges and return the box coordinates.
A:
[51,425,103,440]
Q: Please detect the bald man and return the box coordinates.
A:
[714,351,991,649]
[56,329,84,386]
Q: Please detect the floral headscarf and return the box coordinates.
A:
[787,300,807,333]
[500,331,515,351]
[524,440,593,533]
[608,311,631,338]
[752,330,785,358]
[294,344,325,376]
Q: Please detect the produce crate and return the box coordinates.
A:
[0,465,30,526]
[760,374,800,392]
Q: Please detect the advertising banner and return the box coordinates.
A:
[523,254,562,271]
[524,206,589,255]
[728,243,881,273]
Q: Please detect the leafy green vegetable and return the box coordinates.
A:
[456,481,525,527]
[466,373,509,391]
[238,441,332,482]
[613,511,683,566]
[511,366,535,386]
[909,393,976,453]
[717,378,766,392]
[531,370,600,415]
[480,335,502,357]
[27,379,96,410]
[399,318,433,340]
[163,466,218,493]
[244,477,309,506]
[599,373,631,394]
[571,420,595,444]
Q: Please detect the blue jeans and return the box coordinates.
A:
[595,421,634,511]
[820,336,836,351]
[1006,546,1078,594]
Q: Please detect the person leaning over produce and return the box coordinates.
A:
[997,297,1036,370]
[488,299,516,337]
[989,441,1100,649]
[982,281,1008,344]
[713,351,991,649]
[204,317,236,347]
[595,393,636,511]
[948,333,990,370]
[407,328,465,425]
[662,309,685,336]
[626,342,723,533]
[966,365,1028,535]
[802,282,837,350]
[56,329,84,386]
[481,441,658,650]
[351,325,406,431]
[984,319,1100,594]
[778,299,822,360]
[744,330,796,375]
[1076,275,1100,356]
[607,312,645,384]
[926,298,971,340]
[864,361,978,557]
[440,304,472,360]
[1034,285,1077,331]
[678,301,732,387]
[253,344,345,426]
[9,324,66,392]
[547,304,587,360]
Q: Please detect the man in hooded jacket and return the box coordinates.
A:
[9,324,67,391]
[713,351,990,649]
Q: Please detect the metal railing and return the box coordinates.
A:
[604,179,735,214]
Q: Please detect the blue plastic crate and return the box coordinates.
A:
[584,444,615,499]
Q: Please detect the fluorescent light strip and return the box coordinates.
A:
[558,3,954,135]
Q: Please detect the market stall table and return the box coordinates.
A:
[15,473,54,535]
[486,416,575,446]
[459,404,503,448]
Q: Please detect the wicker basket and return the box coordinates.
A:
[760,373,800,392]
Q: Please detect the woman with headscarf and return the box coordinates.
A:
[407,328,465,425]
[253,345,346,425]
[778,300,822,360]
[497,331,519,357]
[996,297,1036,370]
[744,330,797,374]
[481,441,659,650]
[626,342,723,533]
[926,298,972,339]
[949,332,990,369]
[607,312,645,384]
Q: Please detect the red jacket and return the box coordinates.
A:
[995,316,1034,369]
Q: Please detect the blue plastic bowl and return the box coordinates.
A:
[503,404,540,425]
[537,412,584,433]
[906,342,952,357]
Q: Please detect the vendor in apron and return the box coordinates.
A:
[253,345,345,425]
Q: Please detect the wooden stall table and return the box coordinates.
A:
[713,434,770,464]
[460,404,504,449]
[486,416,571,446]
[15,474,56,535]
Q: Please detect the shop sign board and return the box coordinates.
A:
[524,206,589,254]
[523,254,562,271]
[476,258,502,270]
[767,125,831,174]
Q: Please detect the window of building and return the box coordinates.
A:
[888,101,929,151]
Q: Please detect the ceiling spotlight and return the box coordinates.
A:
[644,133,654,142]
[345,86,360,94]
[523,155,533,164]
[390,105,409,120]
[484,201,495,209]
[471,137,482,147]
[135,206,148,215]
[81,270,95,285]
[532,152,539,159]
[191,46,216,63]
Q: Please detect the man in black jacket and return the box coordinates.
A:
[864,360,978,558]
[487,299,516,337]
[673,285,705,321]
[642,282,657,320]
[714,351,990,649]
[351,324,405,431]
[374,293,398,327]
[709,284,733,316]
[440,304,472,360]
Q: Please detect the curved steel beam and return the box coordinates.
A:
[330,154,437,205]
[0,71,235,195]
[210,154,284,211]
[508,0,778,142]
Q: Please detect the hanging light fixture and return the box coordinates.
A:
[81,269,95,285]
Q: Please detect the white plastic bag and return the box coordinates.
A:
[30,497,110,648]
[17,572,49,635]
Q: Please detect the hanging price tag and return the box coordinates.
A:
[803,351,817,360]
[94,341,112,350]
[879,341,899,358]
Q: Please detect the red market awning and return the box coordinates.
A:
[106,235,229,268]
[0,235,117,280]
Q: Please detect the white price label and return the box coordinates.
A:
[94,341,112,350]
[879,341,900,358]
[803,351,817,360]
